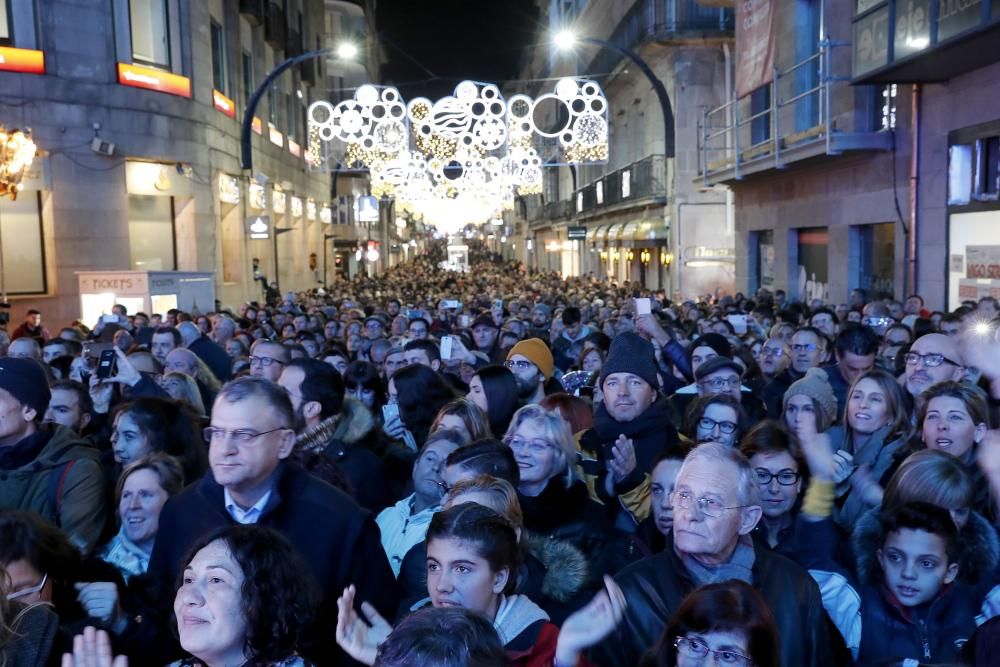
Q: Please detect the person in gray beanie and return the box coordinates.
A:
[0,357,108,551]
[580,332,680,523]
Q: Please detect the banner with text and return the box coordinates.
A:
[735,0,775,99]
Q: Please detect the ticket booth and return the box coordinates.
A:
[77,271,216,326]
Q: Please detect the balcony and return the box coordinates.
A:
[585,0,733,77]
[697,40,893,185]
[572,155,667,219]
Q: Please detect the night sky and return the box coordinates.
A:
[375,0,543,100]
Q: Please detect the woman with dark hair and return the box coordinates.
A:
[0,561,60,667]
[110,396,207,483]
[343,360,386,413]
[386,364,457,450]
[172,525,318,666]
[373,607,510,667]
[466,365,520,438]
[682,394,748,449]
[645,580,780,667]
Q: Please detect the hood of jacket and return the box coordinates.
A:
[852,506,1000,585]
[296,397,375,454]
[522,531,588,603]
[0,425,99,472]
[492,594,550,647]
[559,325,592,345]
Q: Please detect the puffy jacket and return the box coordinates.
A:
[0,425,107,551]
[591,534,837,667]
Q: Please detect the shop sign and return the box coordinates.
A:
[683,246,736,261]
[117,62,191,98]
[288,139,301,158]
[938,0,984,42]
[251,116,263,135]
[320,205,333,224]
[272,187,286,215]
[358,195,379,222]
[567,225,587,240]
[966,246,1000,279]
[268,123,283,147]
[291,196,303,218]
[79,272,149,295]
[306,198,317,221]
[125,161,193,197]
[893,0,932,59]
[0,46,45,75]
[853,6,890,76]
[247,216,270,240]
[213,90,236,118]
[218,174,240,205]
[735,0,775,98]
[248,182,266,210]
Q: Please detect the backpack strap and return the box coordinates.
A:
[47,459,77,519]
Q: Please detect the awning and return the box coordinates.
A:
[605,222,626,245]
[587,223,611,248]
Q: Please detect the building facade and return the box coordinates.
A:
[697,0,1000,311]
[504,0,734,299]
[0,0,379,327]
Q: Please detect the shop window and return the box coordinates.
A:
[128,195,176,271]
[286,92,296,140]
[752,230,775,292]
[855,223,895,298]
[948,211,1000,310]
[975,136,999,200]
[796,227,829,303]
[210,21,227,94]
[129,0,170,68]
[0,192,46,295]
[0,0,12,45]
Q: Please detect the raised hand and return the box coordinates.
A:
[335,584,392,666]
[61,626,128,667]
[555,576,627,666]
[609,434,637,486]
[75,582,121,625]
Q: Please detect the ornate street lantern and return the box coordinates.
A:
[0,126,37,201]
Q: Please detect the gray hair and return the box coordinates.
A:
[216,376,294,429]
[503,404,579,488]
[681,441,761,507]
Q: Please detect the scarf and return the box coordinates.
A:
[0,429,48,470]
[677,533,756,587]
[294,414,340,455]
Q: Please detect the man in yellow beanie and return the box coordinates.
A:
[505,338,553,405]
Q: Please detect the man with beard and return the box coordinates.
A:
[580,332,680,524]
[504,338,554,405]
[278,358,386,511]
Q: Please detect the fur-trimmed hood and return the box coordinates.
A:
[295,397,375,454]
[852,506,1000,586]
[522,531,588,603]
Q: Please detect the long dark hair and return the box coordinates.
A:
[343,360,386,409]
[473,365,520,437]
[652,581,780,667]
[112,396,207,482]
[176,526,318,664]
[426,503,519,595]
[393,364,456,447]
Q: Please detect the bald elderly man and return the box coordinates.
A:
[902,333,965,400]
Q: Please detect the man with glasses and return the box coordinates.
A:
[902,333,965,400]
[694,357,744,402]
[247,339,290,381]
[594,442,834,667]
[363,315,386,341]
[758,338,790,383]
[762,327,825,419]
[406,317,430,341]
[504,338,553,405]
[130,377,396,663]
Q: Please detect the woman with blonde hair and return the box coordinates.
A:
[430,398,492,445]
[160,371,207,417]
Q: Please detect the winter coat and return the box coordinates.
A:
[376,494,439,578]
[0,602,59,667]
[299,398,389,511]
[579,394,680,522]
[762,367,803,419]
[591,534,837,667]
[551,325,593,372]
[834,426,910,530]
[124,461,398,665]
[187,335,232,383]
[0,424,108,552]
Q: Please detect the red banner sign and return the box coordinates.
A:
[213,90,236,118]
[735,0,775,99]
[0,46,45,75]
[117,63,191,98]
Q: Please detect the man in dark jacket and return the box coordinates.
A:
[579,332,679,523]
[178,321,232,383]
[127,376,396,664]
[592,442,836,667]
[0,357,107,551]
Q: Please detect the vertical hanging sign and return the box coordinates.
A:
[735,0,775,99]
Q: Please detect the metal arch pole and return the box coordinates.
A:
[578,37,675,158]
[240,48,332,172]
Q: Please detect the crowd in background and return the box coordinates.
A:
[3,241,1000,666]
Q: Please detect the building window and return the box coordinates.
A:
[796,227,829,303]
[286,92,296,140]
[752,230,775,292]
[975,136,1000,200]
[242,51,254,110]
[948,210,1000,310]
[0,0,12,45]
[268,88,279,125]
[128,195,176,270]
[210,21,227,93]
[854,223,895,298]
[0,192,47,295]
[129,0,170,68]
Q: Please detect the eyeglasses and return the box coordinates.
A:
[202,426,292,444]
[904,351,960,368]
[505,359,535,370]
[7,573,47,601]
[792,343,818,353]
[670,490,749,518]
[863,316,893,328]
[760,347,785,358]
[249,355,285,367]
[697,417,738,434]
[755,468,801,486]
[698,376,741,391]
[674,637,752,666]
[505,435,554,455]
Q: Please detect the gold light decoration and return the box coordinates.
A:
[640,249,651,264]
[0,126,37,201]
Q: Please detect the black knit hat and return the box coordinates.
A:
[600,332,659,390]
[0,357,50,416]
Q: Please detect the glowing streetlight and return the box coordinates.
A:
[336,42,359,60]
[553,30,577,51]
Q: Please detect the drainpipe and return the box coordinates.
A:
[908,84,920,299]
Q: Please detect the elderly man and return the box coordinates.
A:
[594,442,835,667]
[504,338,553,405]
[7,337,41,361]
[579,332,679,522]
[178,320,231,383]
[902,333,965,400]
[762,326,826,418]
[129,377,397,664]
[248,339,290,382]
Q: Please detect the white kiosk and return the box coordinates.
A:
[76,271,216,325]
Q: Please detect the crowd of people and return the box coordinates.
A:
[3,240,1000,666]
